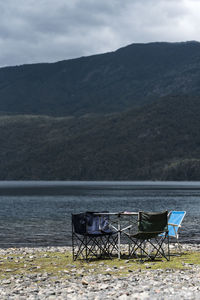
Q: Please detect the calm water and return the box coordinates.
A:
[0,181,200,247]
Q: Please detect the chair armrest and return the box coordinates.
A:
[110,224,118,232]
[110,224,133,232]
[120,225,133,232]
[168,223,180,227]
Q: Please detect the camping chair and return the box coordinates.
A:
[168,211,186,252]
[125,211,169,262]
[72,212,118,261]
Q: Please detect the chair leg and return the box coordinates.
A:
[72,232,119,261]
[177,239,182,254]
[148,235,170,261]
[72,233,75,261]
[86,235,88,260]
[129,235,170,262]
[168,234,170,260]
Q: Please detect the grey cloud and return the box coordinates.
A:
[0,0,199,67]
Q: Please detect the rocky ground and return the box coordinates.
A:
[0,244,199,300]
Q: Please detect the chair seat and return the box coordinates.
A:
[130,231,167,240]
[87,229,113,236]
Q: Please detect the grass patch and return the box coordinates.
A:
[0,250,199,280]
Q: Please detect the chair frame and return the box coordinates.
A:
[72,212,118,261]
[168,211,186,252]
[125,211,170,262]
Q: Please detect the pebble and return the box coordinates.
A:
[0,244,199,299]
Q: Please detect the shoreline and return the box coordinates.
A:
[0,242,200,254]
[0,244,200,299]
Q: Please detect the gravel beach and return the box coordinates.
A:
[0,244,200,300]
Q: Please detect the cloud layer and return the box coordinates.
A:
[0,0,200,66]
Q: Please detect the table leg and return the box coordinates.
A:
[118,214,120,259]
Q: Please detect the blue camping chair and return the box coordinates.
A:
[168,211,186,251]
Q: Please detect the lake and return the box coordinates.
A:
[0,181,199,247]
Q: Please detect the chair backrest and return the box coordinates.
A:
[138,211,168,233]
[72,212,111,235]
[86,212,111,234]
[72,213,87,235]
[168,211,186,237]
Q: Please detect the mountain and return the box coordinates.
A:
[1,95,200,180]
[1,41,200,116]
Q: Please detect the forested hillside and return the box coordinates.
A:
[1,95,200,180]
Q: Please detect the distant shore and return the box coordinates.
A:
[1,180,200,196]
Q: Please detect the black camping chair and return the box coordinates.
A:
[72,212,118,261]
[125,211,170,262]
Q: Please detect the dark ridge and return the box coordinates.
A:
[1,41,200,116]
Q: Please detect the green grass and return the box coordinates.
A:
[0,250,199,280]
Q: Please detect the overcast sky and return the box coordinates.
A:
[1,0,200,67]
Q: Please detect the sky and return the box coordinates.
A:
[1,0,200,67]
